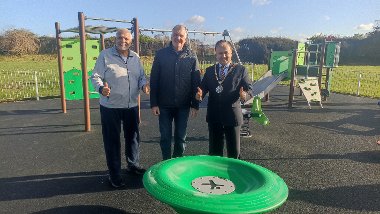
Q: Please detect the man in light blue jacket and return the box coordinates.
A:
[91,28,150,188]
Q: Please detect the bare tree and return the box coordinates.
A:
[0,28,40,55]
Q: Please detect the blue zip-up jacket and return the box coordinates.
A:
[91,46,147,108]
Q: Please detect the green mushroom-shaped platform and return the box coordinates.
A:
[143,155,288,214]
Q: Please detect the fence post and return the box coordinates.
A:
[356,73,362,96]
[34,71,39,101]
[251,63,255,82]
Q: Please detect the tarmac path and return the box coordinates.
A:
[0,86,379,214]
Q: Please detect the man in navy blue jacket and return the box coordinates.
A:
[150,25,201,160]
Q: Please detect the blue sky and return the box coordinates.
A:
[0,0,378,42]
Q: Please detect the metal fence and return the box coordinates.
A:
[0,69,59,102]
[0,65,379,102]
[331,70,380,98]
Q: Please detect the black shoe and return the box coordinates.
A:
[108,176,125,188]
[126,165,146,175]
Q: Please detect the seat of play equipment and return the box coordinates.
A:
[143,155,288,214]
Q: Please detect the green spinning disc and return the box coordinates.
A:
[143,155,288,214]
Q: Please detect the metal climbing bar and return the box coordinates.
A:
[85,16,133,24]
[139,28,172,33]
[60,26,122,34]
[139,27,222,35]
[188,30,222,35]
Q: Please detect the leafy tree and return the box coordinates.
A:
[238,37,297,64]
[104,36,115,49]
[38,36,56,54]
[308,27,380,65]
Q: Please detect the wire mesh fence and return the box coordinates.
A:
[0,64,379,103]
[0,69,60,102]
[331,70,380,98]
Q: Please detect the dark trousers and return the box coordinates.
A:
[100,105,140,179]
[158,107,190,160]
[208,123,241,159]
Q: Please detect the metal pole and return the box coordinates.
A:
[288,49,298,108]
[227,36,241,64]
[78,12,91,132]
[268,50,272,71]
[34,71,39,101]
[318,41,326,90]
[324,67,331,101]
[251,63,255,82]
[357,73,362,96]
[55,22,66,113]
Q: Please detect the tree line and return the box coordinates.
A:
[0,28,379,65]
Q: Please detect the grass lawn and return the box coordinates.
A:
[0,55,379,102]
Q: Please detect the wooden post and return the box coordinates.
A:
[55,22,66,113]
[78,12,91,132]
[133,17,142,123]
[133,17,139,55]
[100,33,105,51]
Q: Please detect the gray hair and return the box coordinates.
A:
[172,24,187,35]
[116,28,131,37]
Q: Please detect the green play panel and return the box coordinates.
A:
[325,42,340,67]
[61,38,100,100]
[143,155,288,214]
[270,51,291,75]
[61,39,100,71]
[64,68,83,100]
[64,69,99,100]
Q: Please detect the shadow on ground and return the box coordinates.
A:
[243,150,380,164]
[33,205,133,214]
[0,171,143,201]
[289,184,380,211]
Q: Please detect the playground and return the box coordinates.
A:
[0,86,379,213]
[0,11,379,214]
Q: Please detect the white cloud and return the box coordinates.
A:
[230,27,246,40]
[231,27,244,34]
[270,27,284,34]
[186,15,206,25]
[217,16,225,21]
[252,0,271,6]
[294,33,309,42]
[355,23,374,31]
[323,15,330,21]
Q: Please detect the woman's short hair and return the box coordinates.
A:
[215,40,233,50]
